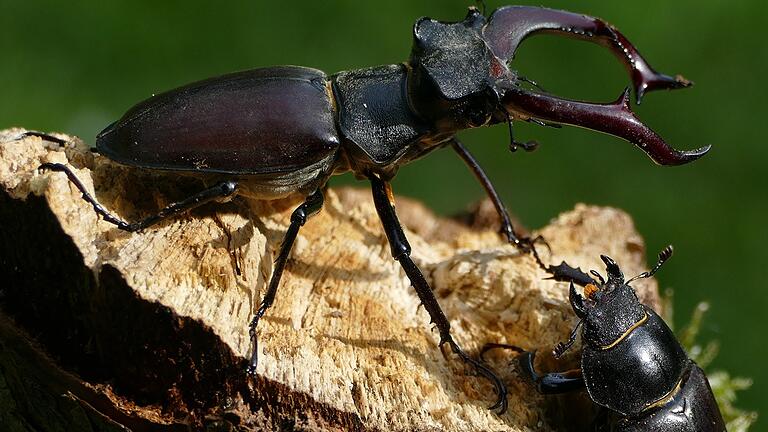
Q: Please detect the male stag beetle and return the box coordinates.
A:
[485,247,726,430]
[31,6,709,412]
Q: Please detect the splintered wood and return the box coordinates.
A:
[0,129,659,431]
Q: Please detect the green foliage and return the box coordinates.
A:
[671,295,758,431]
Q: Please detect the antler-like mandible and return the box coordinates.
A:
[483,6,691,103]
[502,87,710,165]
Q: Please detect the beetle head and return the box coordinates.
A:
[408,8,516,131]
[570,256,645,348]
[409,6,710,165]
[567,247,673,349]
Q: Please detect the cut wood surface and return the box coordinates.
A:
[0,129,660,431]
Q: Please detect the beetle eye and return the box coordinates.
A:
[467,109,489,127]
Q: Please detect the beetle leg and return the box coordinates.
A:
[247,189,324,374]
[502,87,710,166]
[450,139,548,255]
[15,131,68,146]
[450,139,518,242]
[369,174,508,414]
[479,342,524,362]
[38,163,238,231]
[519,351,585,394]
[483,6,692,103]
[553,316,583,358]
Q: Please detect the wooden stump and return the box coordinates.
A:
[0,129,660,431]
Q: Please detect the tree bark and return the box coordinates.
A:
[0,129,660,431]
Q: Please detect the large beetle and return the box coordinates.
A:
[486,248,726,430]
[32,6,709,412]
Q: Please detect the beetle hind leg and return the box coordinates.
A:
[369,174,508,414]
[38,162,239,231]
[247,189,324,374]
[15,131,68,146]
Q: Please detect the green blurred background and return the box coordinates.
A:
[2,0,764,425]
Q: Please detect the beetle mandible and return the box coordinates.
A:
[484,247,726,430]
[32,6,710,412]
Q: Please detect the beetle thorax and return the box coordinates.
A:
[581,282,647,348]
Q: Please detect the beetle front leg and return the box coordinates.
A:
[450,138,547,253]
[369,174,508,413]
[450,139,518,243]
[247,189,324,374]
[519,351,585,395]
[39,163,238,232]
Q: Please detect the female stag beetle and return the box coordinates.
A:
[485,247,726,430]
[30,6,709,412]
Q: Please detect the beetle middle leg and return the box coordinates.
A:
[247,188,324,374]
[39,163,238,232]
[519,351,585,394]
[483,345,585,395]
[450,138,544,252]
[369,174,508,413]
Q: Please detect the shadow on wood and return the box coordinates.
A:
[0,129,660,431]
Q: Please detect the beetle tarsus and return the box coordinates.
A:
[445,339,509,413]
[553,319,582,358]
[39,162,241,233]
[38,162,132,228]
[16,131,68,146]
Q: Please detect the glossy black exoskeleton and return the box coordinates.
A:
[29,6,710,412]
[485,247,726,430]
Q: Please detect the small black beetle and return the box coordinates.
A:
[30,6,709,412]
[485,247,726,430]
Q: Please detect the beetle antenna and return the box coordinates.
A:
[503,109,539,153]
[627,245,674,284]
[589,270,605,285]
[527,118,562,129]
[553,319,582,358]
[517,76,548,93]
[474,0,487,15]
